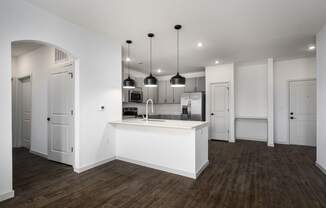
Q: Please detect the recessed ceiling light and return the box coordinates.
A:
[125,57,131,62]
[197,42,203,47]
[215,60,220,64]
[157,68,162,73]
[309,45,316,51]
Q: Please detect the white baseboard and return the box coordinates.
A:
[196,161,209,178]
[116,156,197,179]
[316,161,326,175]
[0,190,14,202]
[236,137,267,142]
[30,150,48,159]
[74,156,116,174]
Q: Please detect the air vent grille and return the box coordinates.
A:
[55,48,69,64]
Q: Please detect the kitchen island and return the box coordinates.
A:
[109,119,209,179]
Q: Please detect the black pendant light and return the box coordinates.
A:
[123,40,136,89]
[170,25,186,87]
[144,33,158,87]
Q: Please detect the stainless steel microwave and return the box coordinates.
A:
[128,89,143,103]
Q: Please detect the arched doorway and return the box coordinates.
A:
[11,40,78,199]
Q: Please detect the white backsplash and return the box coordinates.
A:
[123,103,181,115]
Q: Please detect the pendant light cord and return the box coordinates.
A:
[177,28,179,74]
[150,36,152,75]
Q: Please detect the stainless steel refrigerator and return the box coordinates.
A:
[180,92,205,121]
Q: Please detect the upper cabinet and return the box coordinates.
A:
[173,87,184,104]
[123,75,205,104]
[185,77,205,92]
[197,77,206,92]
[185,78,196,92]
[158,80,167,104]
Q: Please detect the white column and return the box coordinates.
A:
[267,58,274,147]
[229,63,235,143]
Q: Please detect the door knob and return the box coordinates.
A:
[211,113,214,116]
[290,117,295,119]
[47,117,51,121]
[290,112,294,115]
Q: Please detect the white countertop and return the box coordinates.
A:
[110,118,208,130]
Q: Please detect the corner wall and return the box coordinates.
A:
[316,24,326,170]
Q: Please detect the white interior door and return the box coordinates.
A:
[210,83,230,141]
[289,80,316,146]
[21,77,31,149]
[48,64,74,165]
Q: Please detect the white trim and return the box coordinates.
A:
[209,81,232,142]
[196,161,209,178]
[30,150,48,159]
[274,140,290,145]
[267,58,274,147]
[73,156,116,174]
[0,190,14,202]
[17,75,32,149]
[316,161,326,175]
[116,156,197,179]
[236,137,267,143]
[288,79,317,146]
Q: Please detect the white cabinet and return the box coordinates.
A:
[173,87,184,104]
[197,77,206,92]
[157,80,176,104]
[155,77,205,104]
[185,78,196,92]
[158,80,167,103]
[166,82,174,103]
[122,89,129,103]
[147,87,158,103]
[185,77,205,92]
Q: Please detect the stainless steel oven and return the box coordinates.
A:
[128,88,143,103]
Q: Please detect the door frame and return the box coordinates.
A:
[13,74,32,149]
[47,61,75,166]
[209,81,231,141]
[288,78,316,145]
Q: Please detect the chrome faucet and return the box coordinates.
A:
[145,99,154,121]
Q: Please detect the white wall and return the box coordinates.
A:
[205,64,235,142]
[12,46,55,155]
[235,63,268,117]
[274,57,316,144]
[0,0,121,200]
[316,24,326,171]
[235,62,268,142]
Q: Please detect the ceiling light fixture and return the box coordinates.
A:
[123,40,136,89]
[197,42,203,47]
[309,45,316,51]
[144,33,158,87]
[157,68,162,73]
[170,25,186,88]
[215,60,220,64]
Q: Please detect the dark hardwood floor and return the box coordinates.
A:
[2,140,326,208]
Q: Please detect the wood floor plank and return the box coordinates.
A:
[1,140,326,208]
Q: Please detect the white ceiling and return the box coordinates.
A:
[12,41,43,57]
[26,0,326,75]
